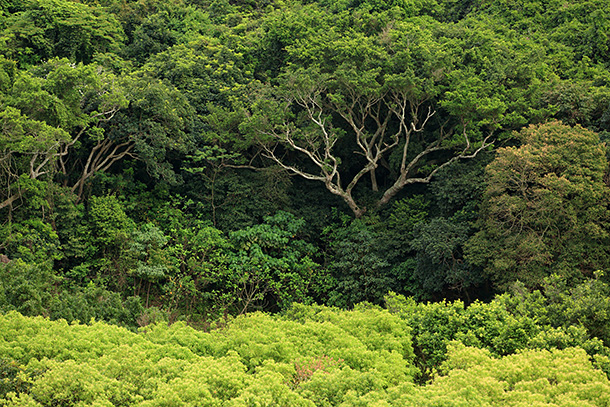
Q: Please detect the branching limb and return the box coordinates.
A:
[71,139,136,201]
[377,126,493,207]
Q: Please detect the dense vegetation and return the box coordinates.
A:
[2,0,610,403]
[2,306,610,406]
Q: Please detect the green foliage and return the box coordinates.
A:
[141,33,251,117]
[326,219,392,307]
[227,211,323,312]
[130,224,169,283]
[0,305,416,406]
[7,58,128,130]
[47,283,144,328]
[429,157,489,217]
[0,106,69,155]
[324,191,483,304]
[0,104,69,217]
[129,208,325,317]
[3,6,610,404]
[383,195,429,249]
[87,195,132,249]
[0,0,125,66]
[467,121,610,289]
[49,189,91,269]
[0,260,58,317]
[0,57,131,213]
[184,164,292,230]
[0,215,62,264]
[253,2,558,216]
[141,304,417,404]
[468,0,610,65]
[1,308,609,406]
[107,0,215,65]
[163,218,234,318]
[0,260,144,329]
[409,216,481,299]
[393,344,610,407]
[500,273,610,350]
[103,71,194,185]
[387,281,610,382]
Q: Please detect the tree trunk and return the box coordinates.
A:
[370,169,378,192]
[341,193,366,218]
[377,178,408,208]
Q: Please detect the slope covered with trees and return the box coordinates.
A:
[2,0,610,313]
[2,0,610,402]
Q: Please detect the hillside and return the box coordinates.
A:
[2,0,610,402]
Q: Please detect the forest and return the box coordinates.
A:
[2,0,610,404]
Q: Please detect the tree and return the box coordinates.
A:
[0,106,70,212]
[0,57,194,213]
[410,216,481,300]
[68,71,194,198]
[325,218,392,307]
[398,344,610,406]
[0,58,128,212]
[242,12,548,217]
[466,121,610,289]
[227,211,322,313]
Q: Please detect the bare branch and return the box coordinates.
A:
[0,192,21,211]
[261,146,327,182]
[377,127,493,208]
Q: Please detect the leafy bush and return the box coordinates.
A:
[387,287,610,381]
[0,305,416,406]
[2,307,609,406]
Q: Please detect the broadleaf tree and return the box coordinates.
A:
[466,121,610,289]
[239,11,550,217]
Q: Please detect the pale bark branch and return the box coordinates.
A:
[377,127,493,208]
[0,193,21,211]
[71,139,136,201]
[254,79,493,217]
